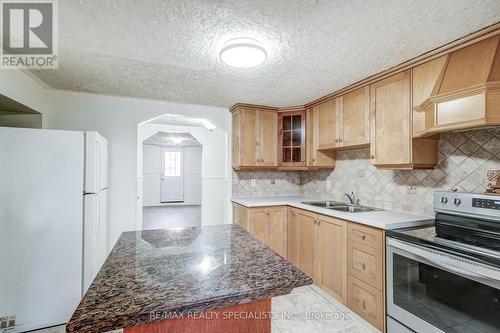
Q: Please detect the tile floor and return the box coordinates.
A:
[142,205,201,230]
[30,286,377,333]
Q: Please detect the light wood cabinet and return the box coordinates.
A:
[337,86,370,148]
[249,208,270,245]
[236,203,387,331]
[231,106,277,169]
[348,223,384,251]
[268,206,288,258]
[246,206,287,258]
[316,215,347,304]
[348,275,384,331]
[278,111,306,167]
[370,71,438,169]
[287,207,297,263]
[305,104,336,168]
[347,222,386,332]
[289,209,347,304]
[233,203,249,231]
[294,209,316,279]
[348,241,383,290]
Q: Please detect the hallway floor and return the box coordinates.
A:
[142,205,201,230]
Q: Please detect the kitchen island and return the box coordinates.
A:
[66,224,312,333]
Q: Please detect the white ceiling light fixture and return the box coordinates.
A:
[219,38,267,68]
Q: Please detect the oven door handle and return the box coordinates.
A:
[388,238,500,290]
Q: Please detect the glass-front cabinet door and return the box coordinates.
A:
[279,111,305,167]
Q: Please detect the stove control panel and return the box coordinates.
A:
[472,198,500,210]
[435,191,500,218]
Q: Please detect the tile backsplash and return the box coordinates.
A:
[233,129,500,216]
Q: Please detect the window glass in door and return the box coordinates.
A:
[161,148,184,202]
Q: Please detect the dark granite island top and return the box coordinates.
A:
[66,224,312,333]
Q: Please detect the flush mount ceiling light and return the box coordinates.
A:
[219,38,267,68]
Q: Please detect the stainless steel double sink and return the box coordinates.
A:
[301,201,381,213]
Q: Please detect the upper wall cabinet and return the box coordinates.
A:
[311,87,370,151]
[413,36,500,136]
[232,106,277,170]
[370,71,438,169]
[278,111,306,167]
[337,86,370,148]
[306,101,336,168]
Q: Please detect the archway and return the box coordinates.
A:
[136,115,229,230]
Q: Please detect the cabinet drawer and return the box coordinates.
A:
[348,222,384,250]
[348,275,384,331]
[348,241,383,290]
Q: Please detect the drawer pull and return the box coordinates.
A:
[361,263,366,270]
[362,299,367,310]
[361,234,366,240]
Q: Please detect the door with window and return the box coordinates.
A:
[161,148,184,202]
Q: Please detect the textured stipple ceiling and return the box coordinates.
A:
[31,0,500,108]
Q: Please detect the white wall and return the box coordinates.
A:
[142,143,202,206]
[183,146,202,204]
[0,70,231,251]
[138,123,228,229]
[142,144,162,206]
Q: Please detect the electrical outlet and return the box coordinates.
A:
[250,179,256,187]
[0,315,16,329]
[407,186,417,194]
[357,169,366,177]
[487,169,500,182]
[326,180,331,189]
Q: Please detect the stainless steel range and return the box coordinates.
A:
[386,191,500,333]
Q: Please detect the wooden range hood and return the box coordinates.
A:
[413,35,500,137]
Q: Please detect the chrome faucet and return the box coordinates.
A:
[345,192,357,205]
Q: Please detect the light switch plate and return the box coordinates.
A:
[250,179,256,187]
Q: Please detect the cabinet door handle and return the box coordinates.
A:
[339,138,343,142]
[361,263,366,270]
[369,155,375,160]
[361,234,366,241]
[335,139,339,143]
[361,299,367,310]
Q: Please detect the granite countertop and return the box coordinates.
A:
[232,195,434,230]
[66,224,312,333]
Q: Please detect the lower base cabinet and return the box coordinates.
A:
[233,204,386,332]
[242,205,288,258]
[348,275,384,331]
[288,208,347,304]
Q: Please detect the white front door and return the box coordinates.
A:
[161,148,184,202]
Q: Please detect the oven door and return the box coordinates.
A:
[387,238,500,333]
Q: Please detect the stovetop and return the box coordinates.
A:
[388,214,500,269]
[388,191,500,269]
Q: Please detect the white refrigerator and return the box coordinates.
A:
[0,127,109,332]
